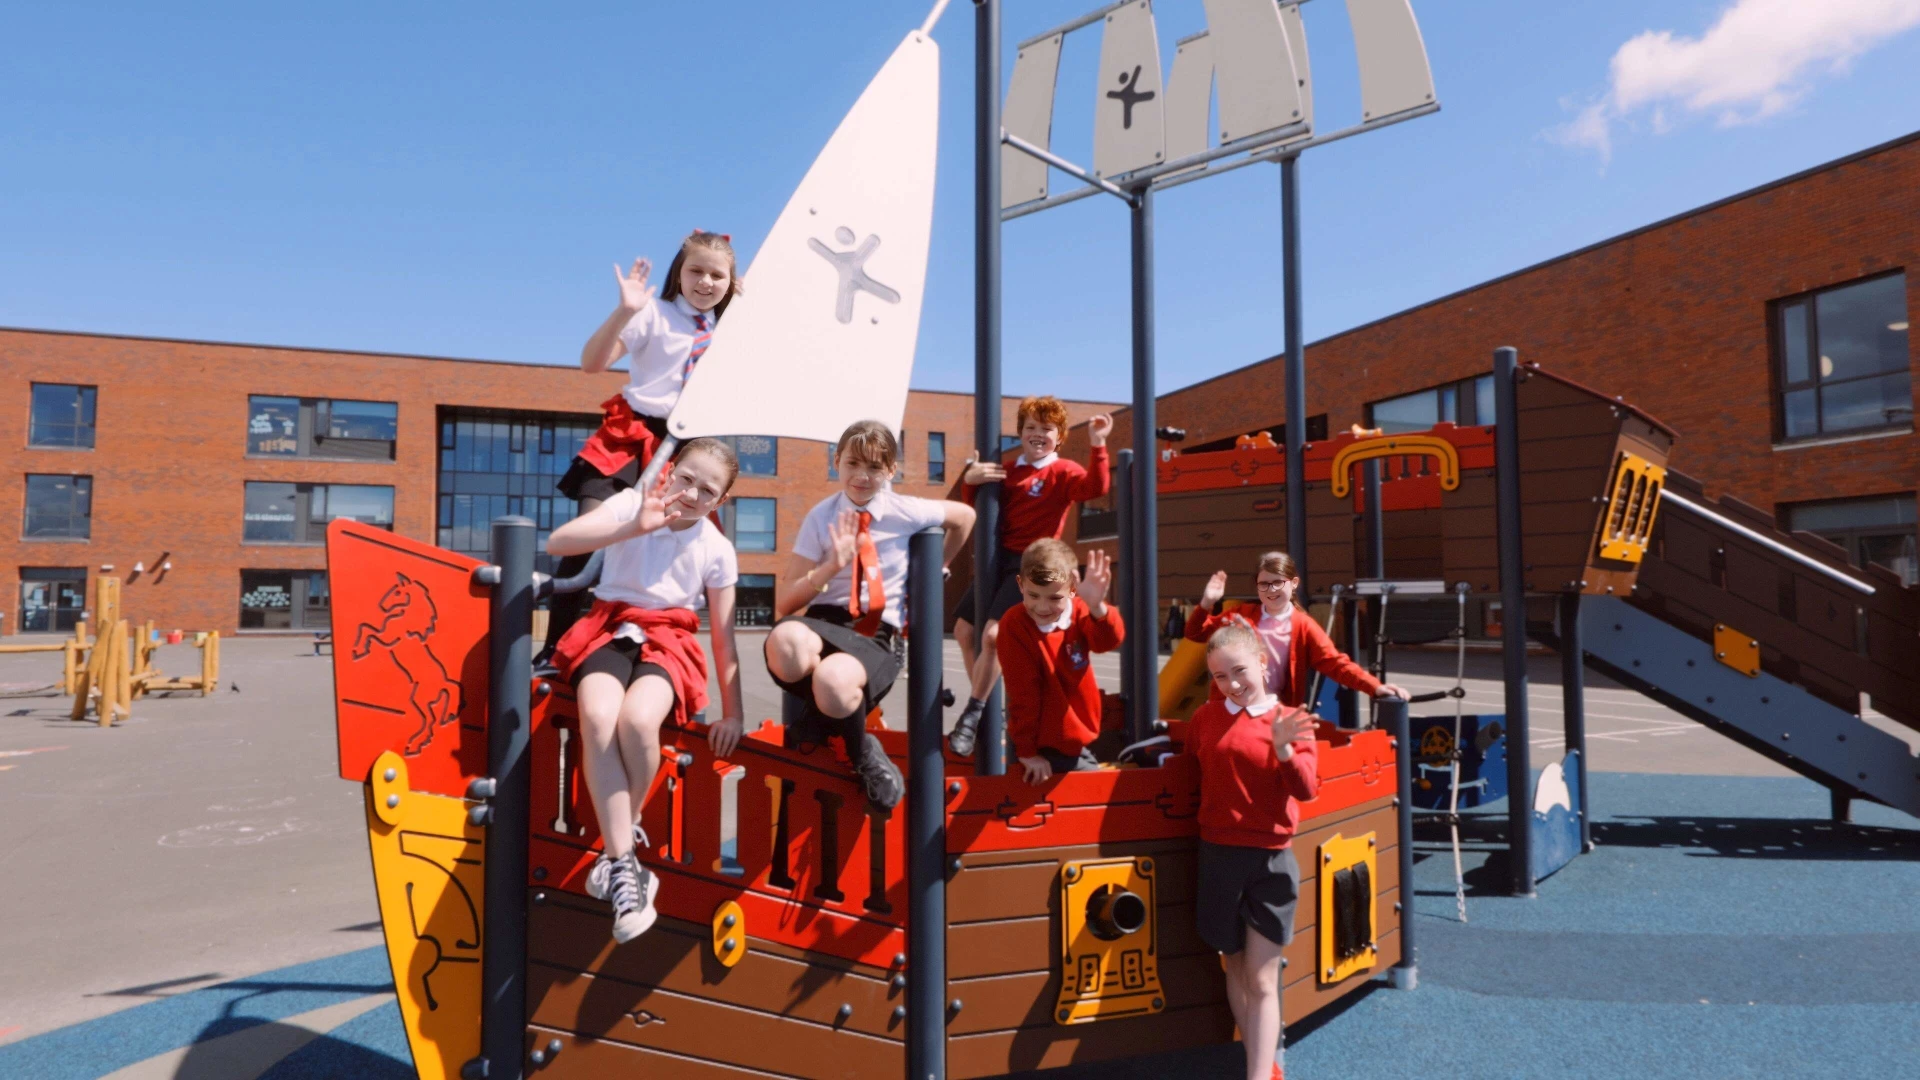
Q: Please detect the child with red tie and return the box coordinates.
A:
[1187,621,1319,1080]
[995,540,1124,784]
[949,396,1113,757]
[543,230,742,662]
[545,438,747,945]
[765,420,975,809]
[1185,552,1407,707]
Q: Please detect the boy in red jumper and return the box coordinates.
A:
[951,397,1113,757]
[1188,621,1319,1080]
[995,540,1124,784]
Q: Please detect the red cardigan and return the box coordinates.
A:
[552,601,710,728]
[1187,697,1320,848]
[1184,604,1381,706]
[996,597,1124,760]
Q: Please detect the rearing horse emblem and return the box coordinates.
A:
[353,573,463,755]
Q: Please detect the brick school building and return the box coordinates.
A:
[0,331,1112,635]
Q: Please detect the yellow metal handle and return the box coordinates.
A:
[1328,435,1461,498]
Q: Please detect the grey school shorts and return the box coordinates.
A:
[1196,841,1300,954]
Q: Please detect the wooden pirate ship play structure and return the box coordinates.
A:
[321,2,1917,1077]
[329,517,1411,1079]
[328,352,1919,1080]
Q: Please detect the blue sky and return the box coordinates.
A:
[4,0,1919,404]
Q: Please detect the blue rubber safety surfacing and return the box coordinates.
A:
[4,771,1916,1080]
[0,948,410,1080]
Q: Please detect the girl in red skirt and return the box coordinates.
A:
[543,230,743,661]
[546,438,746,944]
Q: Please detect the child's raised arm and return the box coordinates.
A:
[1067,414,1114,501]
[939,500,977,568]
[705,583,746,757]
[581,259,655,373]
[546,471,693,557]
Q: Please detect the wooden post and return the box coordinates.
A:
[204,631,220,694]
[108,622,131,725]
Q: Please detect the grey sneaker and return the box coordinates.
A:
[586,825,651,901]
[852,733,904,809]
[947,698,985,757]
[606,851,658,944]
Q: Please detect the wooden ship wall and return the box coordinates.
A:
[1152,363,1676,605]
[325,521,1408,1080]
[1146,361,1918,810]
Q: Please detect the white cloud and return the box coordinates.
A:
[1551,0,1920,160]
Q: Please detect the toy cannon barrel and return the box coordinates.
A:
[1086,885,1148,940]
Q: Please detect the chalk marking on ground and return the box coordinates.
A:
[0,746,69,758]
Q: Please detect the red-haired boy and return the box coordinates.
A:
[951,396,1112,756]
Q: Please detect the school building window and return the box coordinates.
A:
[1773,272,1913,441]
[239,569,331,630]
[28,384,97,449]
[927,431,946,483]
[717,435,778,477]
[826,443,838,480]
[23,475,92,539]
[1367,375,1495,434]
[18,567,87,633]
[1782,494,1917,586]
[735,573,777,627]
[723,497,778,553]
[247,396,399,461]
[243,482,394,543]
[436,407,600,572]
[1000,434,1022,456]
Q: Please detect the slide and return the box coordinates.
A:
[1560,470,1920,821]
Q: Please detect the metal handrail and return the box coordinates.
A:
[1660,489,1875,596]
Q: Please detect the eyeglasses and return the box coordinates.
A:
[1256,580,1293,593]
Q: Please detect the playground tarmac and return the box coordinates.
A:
[2,634,1915,1078]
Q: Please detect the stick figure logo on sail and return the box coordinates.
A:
[809,226,902,324]
[1107,65,1155,129]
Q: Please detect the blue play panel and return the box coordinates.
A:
[1409,713,1507,810]
[3,772,1914,1080]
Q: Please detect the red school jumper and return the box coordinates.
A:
[968,447,1111,554]
[1184,605,1382,706]
[996,597,1125,760]
[1187,698,1320,848]
[551,601,710,729]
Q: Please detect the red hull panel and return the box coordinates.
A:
[326,519,490,795]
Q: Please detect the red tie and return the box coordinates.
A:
[685,312,712,377]
[848,510,885,637]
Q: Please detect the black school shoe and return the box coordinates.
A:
[947,698,985,757]
[851,733,904,809]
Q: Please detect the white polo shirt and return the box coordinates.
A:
[793,488,948,630]
[615,294,720,418]
[592,490,739,633]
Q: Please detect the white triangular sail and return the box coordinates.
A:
[668,29,939,445]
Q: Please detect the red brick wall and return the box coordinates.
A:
[0,328,1114,633]
[1102,133,1919,530]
